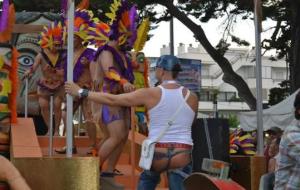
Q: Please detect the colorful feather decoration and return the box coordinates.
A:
[106,0,122,25]
[39,21,66,50]
[133,18,150,52]
[229,128,256,155]
[61,0,68,18]
[9,48,19,123]
[0,2,15,43]
[0,0,9,32]
[77,0,90,10]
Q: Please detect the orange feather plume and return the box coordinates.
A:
[121,11,130,28]
[0,4,15,43]
[74,17,85,28]
[9,48,18,123]
[77,0,89,10]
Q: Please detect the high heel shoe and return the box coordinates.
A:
[54,146,77,154]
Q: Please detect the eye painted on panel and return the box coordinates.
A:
[17,48,37,67]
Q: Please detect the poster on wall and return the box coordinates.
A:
[177,58,201,93]
[148,57,201,93]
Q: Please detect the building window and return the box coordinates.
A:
[201,66,210,78]
[199,90,210,101]
[218,92,237,101]
[273,70,285,80]
[262,66,272,79]
[245,66,255,78]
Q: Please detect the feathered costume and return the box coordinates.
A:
[63,7,96,83]
[131,19,150,134]
[0,0,15,43]
[230,128,256,155]
[0,48,18,124]
[34,21,67,94]
[0,0,18,123]
[88,0,138,125]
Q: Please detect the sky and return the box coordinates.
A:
[143,11,275,57]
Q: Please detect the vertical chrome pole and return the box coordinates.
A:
[66,0,75,157]
[24,78,28,118]
[254,0,264,155]
[49,94,54,156]
[170,17,174,56]
[78,105,82,136]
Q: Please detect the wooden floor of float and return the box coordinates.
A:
[10,118,168,190]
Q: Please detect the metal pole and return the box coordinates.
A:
[66,0,74,157]
[130,107,136,190]
[78,105,82,136]
[254,0,264,155]
[48,94,54,156]
[170,17,174,55]
[24,78,28,118]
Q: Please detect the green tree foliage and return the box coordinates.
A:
[228,114,239,129]
[268,80,291,106]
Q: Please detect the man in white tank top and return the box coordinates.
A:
[65,55,199,190]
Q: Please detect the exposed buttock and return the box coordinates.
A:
[151,145,192,173]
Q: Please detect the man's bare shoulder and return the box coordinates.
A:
[137,86,160,95]
[189,91,199,102]
[135,87,161,109]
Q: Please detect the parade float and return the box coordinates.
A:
[0,0,268,189]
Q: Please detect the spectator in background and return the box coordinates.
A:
[259,137,281,190]
[0,156,31,190]
[264,127,282,163]
[274,91,300,189]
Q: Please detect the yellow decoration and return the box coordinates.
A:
[105,0,122,24]
[0,56,4,69]
[134,18,150,52]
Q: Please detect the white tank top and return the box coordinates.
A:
[148,85,195,145]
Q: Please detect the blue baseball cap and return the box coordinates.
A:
[156,55,182,71]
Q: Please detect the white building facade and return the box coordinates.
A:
[148,43,288,117]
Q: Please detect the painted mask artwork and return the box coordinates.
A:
[0,44,18,124]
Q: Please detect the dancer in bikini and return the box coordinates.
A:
[24,22,66,135]
[87,1,138,188]
[55,9,97,154]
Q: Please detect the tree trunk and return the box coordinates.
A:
[290,1,300,93]
[155,0,257,110]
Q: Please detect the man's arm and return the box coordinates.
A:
[65,81,149,107]
[0,156,31,190]
[286,132,300,163]
[189,92,199,113]
[87,88,148,107]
